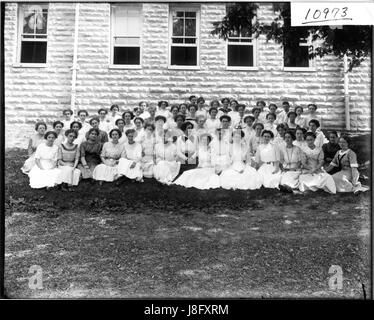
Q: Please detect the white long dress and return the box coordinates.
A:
[21,134,45,174]
[220,142,262,190]
[299,146,336,194]
[205,118,221,135]
[28,143,61,189]
[153,143,180,184]
[279,145,303,189]
[173,146,220,189]
[210,138,231,173]
[256,143,282,189]
[92,141,123,182]
[141,136,156,178]
[293,140,308,152]
[117,142,143,180]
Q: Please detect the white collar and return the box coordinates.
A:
[338,149,350,156]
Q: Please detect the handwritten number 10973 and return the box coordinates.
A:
[303,7,349,23]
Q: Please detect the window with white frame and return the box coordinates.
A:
[227,25,255,68]
[111,4,142,66]
[169,7,200,67]
[283,29,313,69]
[18,3,48,64]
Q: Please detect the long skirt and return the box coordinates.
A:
[141,156,154,178]
[220,163,262,190]
[117,158,143,181]
[29,165,61,189]
[332,169,369,193]
[280,170,301,189]
[257,164,282,189]
[174,167,220,189]
[77,163,98,179]
[153,160,180,185]
[92,164,119,182]
[299,172,336,194]
[57,166,81,186]
[213,155,231,173]
[21,154,35,174]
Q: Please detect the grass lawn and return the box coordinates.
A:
[4,146,371,299]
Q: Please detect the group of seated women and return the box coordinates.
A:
[20,98,368,194]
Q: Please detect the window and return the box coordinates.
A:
[169,7,200,68]
[283,29,313,70]
[18,3,48,64]
[111,4,142,67]
[227,26,256,68]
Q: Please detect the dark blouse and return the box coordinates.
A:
[322,142,341,163]
[80,141,102,166]
[85,130,108,144]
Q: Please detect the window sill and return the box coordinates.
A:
[168,65,201,70]
[283,67,316,72]
[12,63,47,68]
[109,64,142,70]
[226,66,258,71]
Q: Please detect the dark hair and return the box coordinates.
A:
[115,118,125,126]
[208,107,218,115]
[78,110,88,116]
[122,111,135,120]
[155,115,167,123]
[98,108,108,115]
[187,103,196,111]
[189,95,197,101]
[70,121,82,130]
[110,104,119,111]
[253,122,264,130]
[64,129,78,138]
[308,103,317,110]
[244,115,255,123]
[158,100,169,108]
[232,129,245,138]
[284,130,296,141]
[251,107,261,114]
[261,130,274,138]
[221,97,230,104]
[44,131,58,139]
[256,100,266,107]
[87,128,100,137]
[236,104,245,111]
[220,115,231,122]
[339,134,351,145]
[305,131,316,140]
[175,113,186,122]
[181,121,194,132]
[125,129,136,136]
[179,103,188,110]
[53,120,64,129]
[109,128,122,138]
[287,111,297,118]
[134,117,144,124]
[269,103,278,110]
[35,121,47,131]
[170,104,180,112]
[62,109,73,116]
[266,113,277,120]
[276,123,287,131]
[282,101,290,107]
[295,106,304,113]
[308,119,320,128]
[328,130,338,138]
[139,101,148,107]
[230,99,238,105]
[295,126,307,135]
[89,117,100,126]
[197,97,205,104]
[144,123,155,131]
[210,100,220,107]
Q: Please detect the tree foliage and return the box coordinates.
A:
[211,2,372,71]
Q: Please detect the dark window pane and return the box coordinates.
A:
[185,12,196,18]
[171,46,197,66]
[228,45,253,67]
[184,38,196,44]
[20,41,47,63]
[173,17,184,36]
[185,18,196,36]
[283,45,309,67]
[176,11,184,17]
[172,38,183,44]
[114,47,140,65]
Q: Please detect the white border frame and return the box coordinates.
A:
[168,4,201,70]
[109,3,143,70]
[226,37,258,71]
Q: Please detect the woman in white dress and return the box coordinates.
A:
[255,130,282,189]
[179,103,189,118]
[171,114,185,138]
[117,129,143,182]
[210,128,231,174]
[264,113,278,136]
[248,122,264,163]
[61,109,74,134]
[193,115,208,137]
[308,119,327,148]
[205,107,221,135]
[287,111,298,131]
[122,111,136,132]
[77,110,91,135]
[176,121,198,175]
[137,101,151,120]
[57,129,81,190]
[107,104,122,130]
[153,130,181,184]
[305,103,322,129]
[298,132,336,194]
[186,104,197,126]
[272,123,287,149]
[220,129,262,190]
[154,115,167,144]
[243,115,255,145]
[293,127,308,151]
[279,131,303,191]
[53,121,65,146]
[115,118,128,145]
[173,133,220,189]
[98,108,111,133]
[28,131,61,189]
[70,121,86,147]
[134,117,145,143]
[326,135,368,193]
[196,97,208,118]
[167,105,179,130]
[295,106,308,129]
[156,100,171,120]
[141,123,156,178]
[93,129,124,185]
[21,121,47,174]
